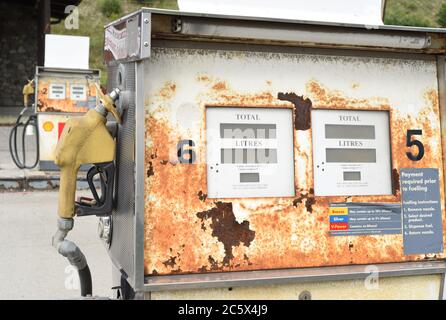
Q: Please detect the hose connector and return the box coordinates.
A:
[94,85,121,123]
[52,218,92,297]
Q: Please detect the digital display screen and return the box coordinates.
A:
[220,123,276,139]
[325,124,375,139]
[220,123,278,164]
[221,148,277,164]
[240,172,260,183]
[343,171,361,181]
[326,148,376,163]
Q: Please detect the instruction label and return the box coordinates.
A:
[400,168,444,255]
[329,203,402,236]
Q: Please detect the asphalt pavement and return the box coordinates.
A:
[0,191,112,299]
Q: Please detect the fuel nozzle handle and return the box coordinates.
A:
[55,87,121,219]
[22,79,34,108]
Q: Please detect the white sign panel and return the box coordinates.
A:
[178,0,384,25]
[206,107,295,198]
[312,109,392,196]
[45,34,89,69]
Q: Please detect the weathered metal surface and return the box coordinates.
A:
[150,274,442,300]
[36,75,98,113]
[143,47,446,276]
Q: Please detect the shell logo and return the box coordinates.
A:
[42,121,54,132]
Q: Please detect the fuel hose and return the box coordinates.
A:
[9,107,39,169]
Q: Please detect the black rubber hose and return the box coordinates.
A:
[23,116,39,169]
[9,114,23,168]
[8,113,39,169]
[78,265,92,297]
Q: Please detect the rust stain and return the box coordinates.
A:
[144,73,446,276]
[292,190,316,213]
[306,79,390,110]
[162,256,177,268]
[348,242,354,252]
[196,73,212,83]
[305,197,316,213]
[198,256,221,272]
[197,190,207,202]
[157,81,177,100]
[147,161,154,177]
[196,76,285,108]
[196,202,256,266]
[212,81,228,91]
[277,92,312,130]
[392,168,400,194]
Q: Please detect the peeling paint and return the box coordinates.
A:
[292,191,316,213]
[162,256,177,268]
[392,168,400,194]
[196,202,256,266]
[147,161,154,177]
[197,191,207,202]
[278,92,312,130]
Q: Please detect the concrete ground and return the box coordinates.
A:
[0,191,112,299]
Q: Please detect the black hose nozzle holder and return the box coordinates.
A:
[75,161,115,217]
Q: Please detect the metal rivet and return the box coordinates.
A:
[144,41,149,47]
[144,18,149,24]
[299,290,312,300]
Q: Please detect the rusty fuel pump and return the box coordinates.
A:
[52,84,120,297]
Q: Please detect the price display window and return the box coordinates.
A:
[206,107,295,198]
[312,109,392,196]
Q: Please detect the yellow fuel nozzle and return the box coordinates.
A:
[94,83,121,124]
[22,79,34,108]
[55,86,121,219]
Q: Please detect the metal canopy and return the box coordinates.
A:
[104,8,446,57]
[107,8,446,35]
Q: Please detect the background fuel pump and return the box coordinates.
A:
[52,84,120,297]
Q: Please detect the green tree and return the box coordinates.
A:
[99,0,122,18]
[437,3,446,27]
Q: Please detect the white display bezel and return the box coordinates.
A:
[49,83,66,100]
[206,107,295,199]
[312,109,392,196]
[70,84,87,101]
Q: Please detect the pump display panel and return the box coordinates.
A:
[206,107,295,198]
[312,109,392,196]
